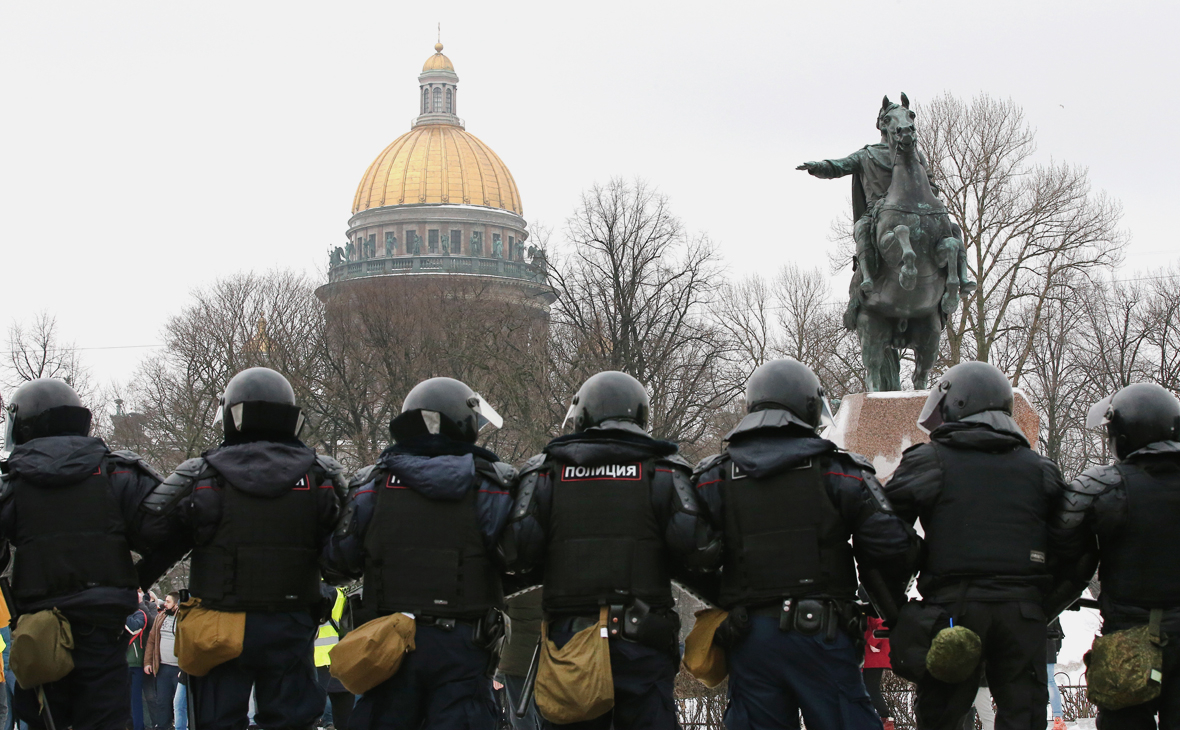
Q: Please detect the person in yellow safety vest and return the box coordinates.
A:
[315,586,353,729]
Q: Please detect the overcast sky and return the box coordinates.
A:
[2,0,1177,390]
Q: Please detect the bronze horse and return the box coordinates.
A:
[851,95,972,391]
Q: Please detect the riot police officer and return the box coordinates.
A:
[137,367,345,730]
[1054,383,1180,728]
[1,378,162,729]
[323,377,516,730]
[885,361,1076,730]
[499,370,720,730]
[692,359,916,730]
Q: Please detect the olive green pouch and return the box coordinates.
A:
[1086,608,1165,711]
[11,609,75,689]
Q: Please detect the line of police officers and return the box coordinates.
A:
[0,359,1178,730]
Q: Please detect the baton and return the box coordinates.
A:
[36,687,57,730]
[514,634,542,719]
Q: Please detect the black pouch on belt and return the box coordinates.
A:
[621,598,681,652]
[792,599,826,636]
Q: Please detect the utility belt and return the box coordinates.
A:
[556,598,680,654]
[751,597,865,642]
[419,608,509,678]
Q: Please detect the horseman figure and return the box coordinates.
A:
[799,94,977,391]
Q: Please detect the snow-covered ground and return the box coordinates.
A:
[1055,590,1103,685]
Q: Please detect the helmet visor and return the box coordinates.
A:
[1086,395,1114,430]
[472,393,503,431]
[212,397,225,427]
[561,399,577,431]
[918,386,948,434]
[3,404,15,451]
[818,396,835,431]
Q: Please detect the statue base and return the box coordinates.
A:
[827,390,1040,480]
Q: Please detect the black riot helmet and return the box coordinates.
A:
[743,358,834,431]
[1087,383,1180,461]
[214,367,304,443]
[919,361,1014,433]
[390,377,502,444]
[563,371,650,436]
[4,378,92,447]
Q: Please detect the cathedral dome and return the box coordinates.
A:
[422,44,454,72]
[352,124,523,215]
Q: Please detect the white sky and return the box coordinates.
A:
[2,0,1177,388]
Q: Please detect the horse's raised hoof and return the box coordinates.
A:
[942,291,959,315]
[860,278,874,294]
[899,266,917,291]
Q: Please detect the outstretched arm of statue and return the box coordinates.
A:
[797,150,865,179]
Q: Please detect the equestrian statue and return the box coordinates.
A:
[799,93,976,391]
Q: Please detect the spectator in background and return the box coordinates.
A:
[862,614,893,730]
[145,592,182,730]
[127,589,155,730]
[1047,617,1065,730]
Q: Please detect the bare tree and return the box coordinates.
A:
[920,93,1126,377]
[548,178,740,447]
[5,311,93,395]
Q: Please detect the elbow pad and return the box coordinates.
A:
[141,458,207,515]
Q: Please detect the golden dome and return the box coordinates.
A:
[422,48,454,72]
[352,124,523,215]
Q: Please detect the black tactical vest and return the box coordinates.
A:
[923,443,1050,587]
[10,462,139,601]
[362,466,502,619]
[1099,461,1180,608]
[542,459,671,612]
[718,457,857,608]
[189,466,322,612]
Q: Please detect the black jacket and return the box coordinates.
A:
[0,435,160,622]
[322,436,516,586]
[885,421,1072,602]
[499,428,720,611]
[136,439,343,595]
[693,429,916,608]
[1053,441,1180,631]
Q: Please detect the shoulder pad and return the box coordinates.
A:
[835,450,876,475]
[657,454,693,472]
[315,454,345,479]
[474,457,517,488]
[518,453,547,477]
[512,467,546,521]
[1071,464,1123,495]
[315,454,348,500]
[491,461,518,487]
[142,457,208,515]
[349,464,380,490]
[108,450,165,482]
[693,452,728,478]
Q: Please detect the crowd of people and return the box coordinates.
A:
[0,358,1178,730]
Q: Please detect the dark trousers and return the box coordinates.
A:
[543,620,679,730]
[131,668,147,730]
[725,615,881,730]
[1097,635,1180,729]
[863,667,890,719]
[13,620,129,730]
[190,611,324,730]
[316,665,354,730]
[915,601,1048,730]
[351,622,497,730]
[152,664,181,730]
